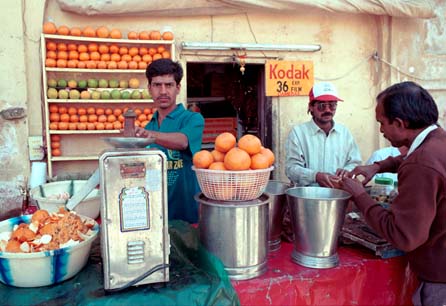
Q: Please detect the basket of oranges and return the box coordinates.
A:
[192,133,275,201]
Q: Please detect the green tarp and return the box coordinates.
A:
[0,220,240,306]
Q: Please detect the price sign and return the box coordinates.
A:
[265,60,314,97]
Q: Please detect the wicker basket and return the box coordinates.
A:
[193,166,274,201]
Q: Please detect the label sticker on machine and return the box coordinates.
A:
[120,162,145,179]
[119,186,150,231]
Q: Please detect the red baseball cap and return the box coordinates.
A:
[309,82,344,103]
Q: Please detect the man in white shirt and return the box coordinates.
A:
[366,146,408,182]
[285,82,362,187]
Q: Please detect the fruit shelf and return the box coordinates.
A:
[41,33,173,177]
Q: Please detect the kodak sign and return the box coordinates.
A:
[265,60,314,97]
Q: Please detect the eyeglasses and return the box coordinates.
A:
[314,102,337,111]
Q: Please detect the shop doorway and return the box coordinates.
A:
[186,63,272,149]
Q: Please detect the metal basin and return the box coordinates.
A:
[286,187,351,269]
[196,193,269,280]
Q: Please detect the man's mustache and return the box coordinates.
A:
[322,112,333,116]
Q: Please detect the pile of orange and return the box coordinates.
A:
[48,106,154,131]
[45,40,170,69]
[50,134,62,157]
[43,22,174,41]
[193,132,275,171]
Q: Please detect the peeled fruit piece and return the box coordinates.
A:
[98,79,108,88]
[58,89,69,99]
[91,90,101,100]
[119,80,128,88]
[69,89,81,99]
[121,91,130,99]
[48,78,58,88]
[87,79,99,88]
[141,89,151,99]
[100,91,111,99]
[109,79,119,88]
[129,78,140,89]
[131,90,141,99]
[78,80,87,89]
[57,79,67,88]
[110,89,121,99]
[67,79,77,89]
[47,88,58,99]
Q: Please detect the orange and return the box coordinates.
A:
[119,47,128,55]
[68,50,79,60]
[100,53,111,62]
[58,106,68,114]
[208,162,226,170]
[58,122,68,130]
[43,22,57,34]
[139,31,150,40]
[56,59,67,68]
[97,114,107,123]
[129,47,139,56]
[57,25,70,36]
[77,44,88,53]
[224,148,251,171]
[69,114,79,122]
[96,26,110,38]
[143,108,151,115]
[193,150,214,169]
[50,135,61,141]
[118,114,125,122]
[140,120,149,128]
[46,50,57,59]
[57,50,68,60]
[90,51,100,61]
[96,122,105,130]
[87,123,96,130]
[45,58,56,67]
[132,55,142,62]
[79,52,90,61]
[95,108,105,115]
[214,132,236,153]
[68,107,77,115]
[121,54,132,62]
[157,46,165,53]
[80,91,90,99]
[49,113,60,122]
[113,121,122,129]
[77,107,87,115]
[134,108,142,115]
[117,60,128,69]
[68,122,77,130]
[49,122,58,130]
[49,105,59,113]
[250,153,270,170]
[105,122,114,130]
[67,59,78,68]
[57,43,67,51]
[139,47,148,55]
[77,122,87,130]
[110,53,121,62]
[77,61,86,69]
[127,31,138,40]
[137,114,146,122]
[162,31,174,40]
[87,107,96,114]
[46,41,57,51]
[52,148,61,156]
[211,149,225,162]
[238,134,262,155]
[152,53,162,61]
[142,54,153,63]
[97,61,107,69]
[149,31,161,40]
[107,61,118,69]
[104,108,113,115]
[138,61,148,70]
[70,27,82,36]
[128,61,138,69]
[161,50,171,59]
[134,120,141,127]
[260,147,275,166]
[148,47,157,56]
[109,44,119,53]
[88,114,98,123]
[98,44,109,54]
[87,43,98,52]
[83,26,96,37]
[86,61,97,69]
[67,43,77,51]
[110,29,122,39]
[79,115,88,122]
[51,141,60,149]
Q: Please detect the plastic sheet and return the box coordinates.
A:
[0,220,239,306]
[232,242,419,305]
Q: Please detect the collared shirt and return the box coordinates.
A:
[405,124,438,159]
[285,119,362,186]
[145,104,204,223]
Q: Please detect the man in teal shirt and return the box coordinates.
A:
[135,59,204,223]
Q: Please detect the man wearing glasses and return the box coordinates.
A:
[285,82,362,187]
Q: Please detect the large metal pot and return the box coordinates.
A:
[196,193,269,280]
[286,187,351,269]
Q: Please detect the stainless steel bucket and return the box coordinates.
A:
[286,187,351,269]
[196,193,269,280]
[264,180,290,252]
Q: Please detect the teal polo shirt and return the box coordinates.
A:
[145,104,204,223]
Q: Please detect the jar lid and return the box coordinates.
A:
[375,177,394,185]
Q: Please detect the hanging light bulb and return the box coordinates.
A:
[239,54,246,75]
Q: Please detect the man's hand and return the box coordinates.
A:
[316,172,342,188]
[339,176,367,198]
[347,164,380,186]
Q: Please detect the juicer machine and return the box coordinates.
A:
[98,110,170,291]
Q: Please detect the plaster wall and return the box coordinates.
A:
[0,0,445,211]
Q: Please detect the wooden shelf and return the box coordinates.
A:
[45,68,146,73]
[43,34,173,45]
[49,130,121,134]
[47,99,153,104]
[51,156,100,161]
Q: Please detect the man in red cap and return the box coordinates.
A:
[285,82,362,187]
